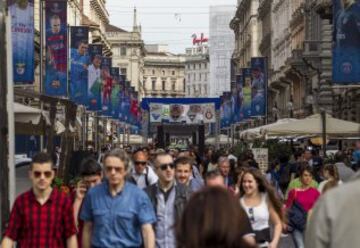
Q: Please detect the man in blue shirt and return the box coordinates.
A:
[80,149,156,248]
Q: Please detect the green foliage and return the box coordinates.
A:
[266,140,292,162]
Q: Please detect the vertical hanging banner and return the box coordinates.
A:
[101,57,112,116]
[9,0,34,83]
[45,0,68,96]
[242,68,252,118]
[220,92,232,128]
[251,57,267,116]
[120,81,131,123]
[87,44,102,111]
[70,26,89,105]
[235,74,244,122]
[333,0,360,83]
[110,67,120,118]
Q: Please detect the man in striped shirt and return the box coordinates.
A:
[1,152,78,248]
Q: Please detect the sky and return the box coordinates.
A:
[106,0,236,54]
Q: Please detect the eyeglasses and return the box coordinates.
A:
[158,163,175,171]
[134,161,147,166]
[105,166,125,173]
[248,208,255,223]
[33,171,53,179]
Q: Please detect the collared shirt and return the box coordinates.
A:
[4,188,77,248]
[131,165,158,189]
[80,181,156,248]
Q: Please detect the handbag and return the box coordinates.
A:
[287,191,307,232]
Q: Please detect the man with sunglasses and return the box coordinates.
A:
[1,153,78,248]
[80,149,156,248]
[129,149,158,189]
[145,152,191,248]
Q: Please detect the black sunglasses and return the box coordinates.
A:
[134,161,147,166]
[159,163,175,171]
[248,208,255,223]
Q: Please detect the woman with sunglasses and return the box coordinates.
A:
[240,168,284,248]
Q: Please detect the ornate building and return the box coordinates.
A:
[143,45,186,98]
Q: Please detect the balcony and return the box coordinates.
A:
[314,0,332,19]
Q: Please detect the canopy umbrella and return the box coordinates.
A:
[240,118,296,140]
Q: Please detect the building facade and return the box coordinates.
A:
[209,5,235,97]
[184,44,210,97]
[143,45,186,98]
[106,9,145,96]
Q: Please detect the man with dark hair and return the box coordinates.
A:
[174,156,203,192]
[128,149,158,189]
[145,152,191,248]
[1,153,77,248]
[205,169,226,188]
[334,151,355,182]
[81,149,156,248]
[218,156,234,187]
[73,158,103,247]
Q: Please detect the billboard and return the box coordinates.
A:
[101,57,112,115]
[9,0,34,83]
[45,0,68,96]
[251,57,267,116]
[333,0,360,83]
[242,68,252,118]
[70,26,89,104]
[87,44,102,111]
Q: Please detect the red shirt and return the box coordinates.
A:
[285,187,320,212]
[4,188,77,248]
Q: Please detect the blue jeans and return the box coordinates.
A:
[292,229,305,248]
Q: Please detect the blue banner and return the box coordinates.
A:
[70,26,89,105]
[9,0,34,83]
[333,0,360,83]
[233,74,243,123]
[220,92,232,128]
[242,68,252,118]
[251,57,267,116]
[110,67,120,118]
[87,44,102,111]
[45,1,68,96]
[101,57,112,116]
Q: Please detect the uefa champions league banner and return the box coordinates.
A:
[110,67,120,118]
[242,68,252,118]
[119,82,131,123]
[234,74,244,123]
[251,57,267,116]
[9,0,34,83]
[101,57,112,116]
[87,44,102,111]
[332,0,360,84]
[70,26,89,105]
[45,0,68,96]
[220,92,232,128]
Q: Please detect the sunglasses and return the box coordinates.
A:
[158,163,175,171]
[248,208,255,223]
[33,171,53,179]
[134,161,147,166]
[105,166,125,173]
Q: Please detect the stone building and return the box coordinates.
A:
[143,45,186,98]
[106,9,145,95]
[184,44,210,97]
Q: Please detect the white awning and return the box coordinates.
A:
[14,102,42,124]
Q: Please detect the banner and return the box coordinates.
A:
[101,57,112,115]
[9,0,34,83]
[110,67,120,118]
[333,0,360,83]
[202,103,216,123]
[242,68,252,118]
[45,0,68,96]
[149,103,163,123]
[70,26,89,105]
[251,57,267,116]
[234,74,244,122]
[220,92,232,128]
[119,81,131,122]
[87,44,102,110]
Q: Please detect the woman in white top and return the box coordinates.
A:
[318,164,342,193]
[240,168,283,248]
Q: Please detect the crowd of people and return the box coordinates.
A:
[2,142,360,248]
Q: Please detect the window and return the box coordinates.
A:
[183,79,186,92]
[172,81,176,91]
[152,69,155,75]
[204,63,207,69]
[193,85,196,94]
[162,80,166,91]
[199,73,202,81]
[120,47,127,56]
[193,74,196,80]
[193,64,195,70]
[188,86,191,95]
[204,85,207,95]
[120,68,127,76]
[205,73,208,81]
[188,74,190,81]
[162,70,166,76]
[199,63,202,69]
[199,84,202,95]
[152,78,156,90]
[172,71,175,76]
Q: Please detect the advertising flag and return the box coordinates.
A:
[119,81,131,123]
[234,74,244,122]
[110,67,120,118]
[45,0,68,96]
[87,44,102,110]
[220,92,232,128]
[333,0,360,83]
[9,0,34,83]
[70,26,89,105]
[251,57,267,116]
[101,57,112,115]
[242,68,252,118]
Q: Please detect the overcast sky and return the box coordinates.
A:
[106,0,236,54]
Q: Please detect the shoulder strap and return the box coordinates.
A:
[145,166,149,186]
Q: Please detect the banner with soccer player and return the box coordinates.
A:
[70,26,89,105]
[87,44,102,111]
[119,81,131,123]
[101,57,112,116]
[9,0,34,83]
[332,0,360,83]
[234,74,244,122]
[242,68,252,118]
[251,57,267,116]
[110,67,120,118]
[45,0,68,96]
